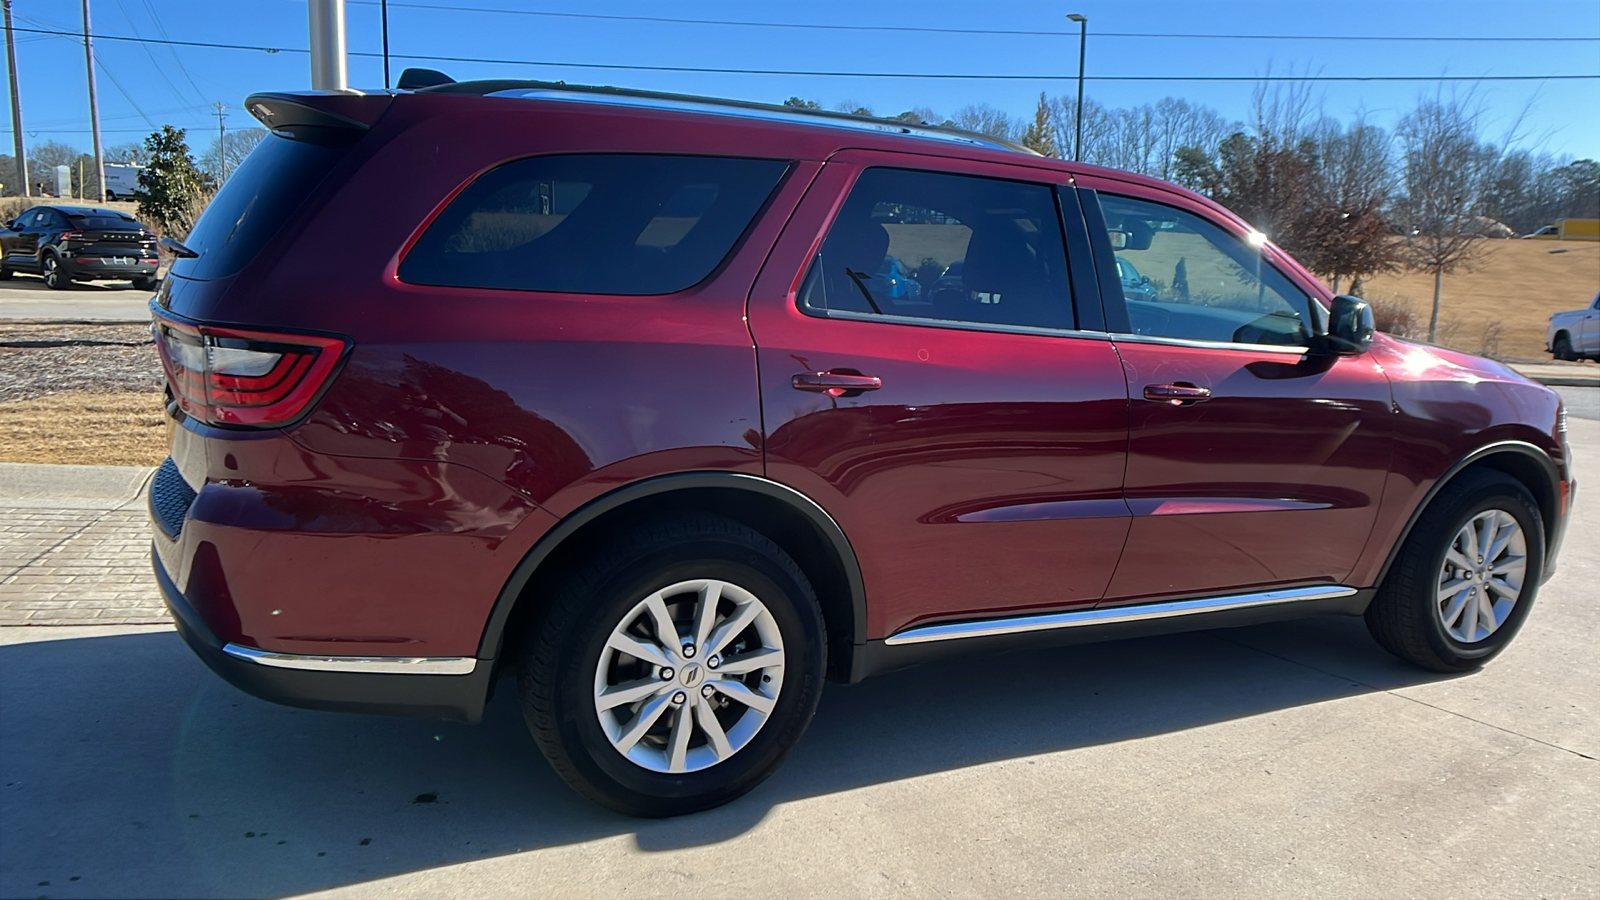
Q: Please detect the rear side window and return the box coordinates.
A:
[175,134,349,280]
[798,167,1074,331]
[400,154,789,295]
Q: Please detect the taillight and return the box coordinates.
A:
[60,230,85,242]
[151,308,347,428]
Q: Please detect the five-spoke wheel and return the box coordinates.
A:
[594,578,786,774]
[519,516,825,817]
[1368,470,1544,672]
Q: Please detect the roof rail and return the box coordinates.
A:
[413,76,1039,157]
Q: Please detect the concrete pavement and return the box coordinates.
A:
[0,420,1596,898]
[0,463,164,625]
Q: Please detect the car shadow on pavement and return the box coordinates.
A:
[0,615,1453,898]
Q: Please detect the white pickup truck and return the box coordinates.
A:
[1548,290,1600,362]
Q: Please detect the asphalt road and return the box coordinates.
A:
[0,274,155,321]
[1,420,1596,898]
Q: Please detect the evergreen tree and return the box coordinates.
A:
[1020,93,1058,157]
[136,126,208,237]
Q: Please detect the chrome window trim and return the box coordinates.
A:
[883,584,1358,646]
[809,306,1110,341]
[1109,331,1312,355]
[222,643,478,676]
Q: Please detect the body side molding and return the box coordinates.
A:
[885,584,1358,646]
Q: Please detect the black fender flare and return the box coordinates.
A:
[1374,440,1561,587]
[476,471,868,660]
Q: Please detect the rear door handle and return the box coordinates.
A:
[792,371,882,397]
[1143,383,1212,405]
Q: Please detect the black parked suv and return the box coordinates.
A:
[0,205,160,290]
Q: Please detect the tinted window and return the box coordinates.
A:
[67,214,138,230]
[174,134,349,280]
[1099,193,1313,347]
[399,155,788,295]
[799,168,1073,330]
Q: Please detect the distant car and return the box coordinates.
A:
[0,205,159,290]
[1116,255,1159,304]
[1548,290,1600,362]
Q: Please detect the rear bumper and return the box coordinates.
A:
[66,256,158,279]
[153,545,493,723]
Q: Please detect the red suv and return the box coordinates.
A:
[149,74,1574,817]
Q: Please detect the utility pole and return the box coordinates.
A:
[3,0,27,197]
[213,102,228,181]
[81,0,105,203]
[380,0,391,89]
[308,0,348,91]
[1067,13,1087,163]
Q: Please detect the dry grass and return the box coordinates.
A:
[0,391,169,466]
[1357,238,1600,360]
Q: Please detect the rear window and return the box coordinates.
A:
[399,154,788,295]
[67,214,138,230]
[173,134,348,280]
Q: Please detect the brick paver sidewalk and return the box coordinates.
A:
[0,465,168,626]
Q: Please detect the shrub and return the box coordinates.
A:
[1366,293,1418,338]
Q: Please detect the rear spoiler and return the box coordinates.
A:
[245,92,393,146]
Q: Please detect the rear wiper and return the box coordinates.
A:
[160,236,198,259]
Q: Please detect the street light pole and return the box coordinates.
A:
[1067,13,1087,163]
[308,0,348,91]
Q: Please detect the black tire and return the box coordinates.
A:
[1552,333,1574,361]
[41,253,70,290]
[1366,469,1544,672]
[131,276,158,292]
[518,514,826,817]
[0,263,11,280]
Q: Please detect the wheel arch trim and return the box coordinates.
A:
[1375,440,1561,587]
[476,471,868,660]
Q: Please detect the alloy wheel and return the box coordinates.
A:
[1436,509,1527,643]
[42,256,58,288]
[593,578,785,774]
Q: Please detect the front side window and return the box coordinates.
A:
[1099,193,1314,347]
[800,167,1073,331]
[400,154,788,296]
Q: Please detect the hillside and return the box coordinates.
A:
[1355,239,1600,361]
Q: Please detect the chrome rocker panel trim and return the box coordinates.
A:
[221,643,478,676]
[883,585,1359,646]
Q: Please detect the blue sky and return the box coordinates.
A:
[6,0,1599,160]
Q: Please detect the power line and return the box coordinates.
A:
[10,26,1599,83]
[349,1,1600,43]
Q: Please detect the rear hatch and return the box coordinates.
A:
[160,92,393,291]
[154,92,393,432]
[63,210,151,257]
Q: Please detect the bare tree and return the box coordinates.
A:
[1394,94,1498,341]
[1306,114,1400,293]
[951,103,1021,143]
[200,128,268,182]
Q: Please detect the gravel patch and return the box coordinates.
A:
[0,323,164,402]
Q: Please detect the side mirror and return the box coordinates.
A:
[6,220,21,231]
[1324,294,1374,356]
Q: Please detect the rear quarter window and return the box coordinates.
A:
[399,154,789,296]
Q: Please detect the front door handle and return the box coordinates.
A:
[792,371,882,397]
[1143,382,1212,405]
